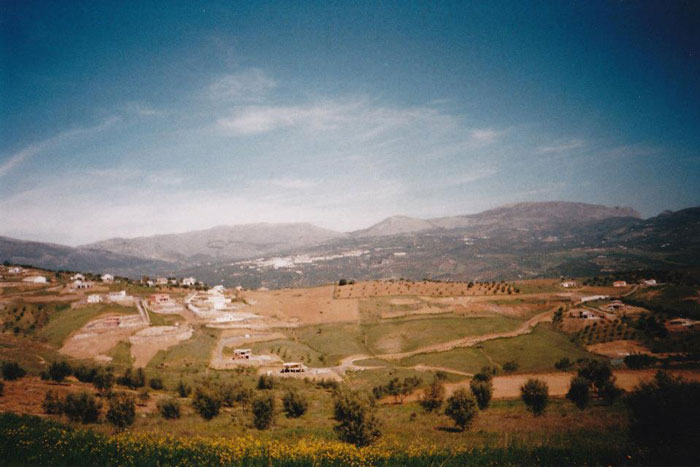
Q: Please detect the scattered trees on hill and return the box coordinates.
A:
[624,353,656,369]
[2,361,26,381]
[444,389,478,431]
[419,378,445,412]
[576,360,621,405]
[106,392,135,431]
[470,379,493,410]
[63,392,101,424]
[48,361,72,383]
[554,357,573,371]
[42,390,63,414]
[73,365,98,383]
[282,390,308,418]
[92,368,115,395]
[117,368,146,389]
[158,399,181,419]
[373,376,422,404]
[521,378,549,416]
[502,360,519,373]
[252,394,276,429]
[148,377,164,390]
[192,388,221,420]
[177,380,192,397]
[566,376,591,410]
[257,375,275,390]
[333,390,381,447]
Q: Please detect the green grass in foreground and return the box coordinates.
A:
[147,328,220,376]
[107,341,134,368]
[38,304,137,347]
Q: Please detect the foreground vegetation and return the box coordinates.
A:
[0,412,637,466]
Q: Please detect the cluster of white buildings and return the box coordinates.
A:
[235,250,369,271]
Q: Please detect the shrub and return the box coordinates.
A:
[92,368,114,395]
[63,392,101,424]
[176,380,192,397]
[137,389,150,405]
[117,368,145,389]
[373,376,422,404]
[470,380,493,410]
[554,357,573,371]
[624,353,656,370]
[48,361,72,383]
[338,279,347,286]
[566,376,591,410]
[577,360,612,394]
[282,390,308,418]
[42,390,63,415]
[106,392,135,431]
[419,379,445,412]
[444,388,478,431]
[257,374,275,390]
[599,379,622,405]
[73,365,98,383]
[502,360,519,373]
[158,399,181,419]
[148,377,164,390]
[333,390,381,447]
[521,378,549,416]
[627,371,700,465]
[2,361,26,381]
[192,388,221,420]
[252,394,276,429]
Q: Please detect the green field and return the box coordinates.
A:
[251,339,323,366]
[107,341,134,368]
[37,304,137,347]
[147,328,220,376]
[363,314,521,355]
[397,324,595,374]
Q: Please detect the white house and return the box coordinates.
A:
[642,279,657,286]
[155,277,168,286]
[108,290,128,302]
[8,267,23,274]
[613,281,627,288]
[233,349,252,360]
[23,275,47,283]
[101,273,114,283]
[87,294,102,304]
[182,277,196,286]
[73,280,92,289]
[71,273,85,281]
[560,281,577,288]
[581,295,609,303]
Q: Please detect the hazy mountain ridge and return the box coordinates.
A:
[2,202,696,286]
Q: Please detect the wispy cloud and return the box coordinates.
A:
[469,128,501,144]
[0,117,120,178]
[208,68,277,102]
[267,177,318,189]
[536,139,584,154]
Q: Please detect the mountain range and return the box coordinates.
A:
[1,201,698,287]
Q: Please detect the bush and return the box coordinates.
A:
[158,399,181,419]
[554,357,573,371]
[282,390,308,418]
[148,378,164,390]
[373,376,422,404]
[333,390,381,447]
[106,392,135,431]
[627,371,700,465]
[48,361,72,383]
[117,368,145,389]
[419,379,445,412]
[92,368,114,395]
[470,380,493,410]
[444,388,478,431]
[177,380,192,397]
[192,388,221,420]
[63,392,101,424]
[257,374,275,390]
[566,376,590,410]
[599,379,622,405]
[502,360,519,373]
[2,361,26,381]
[577,360,612,394]
[252,394,276,429]
[73,365,98,383]
[338,279,347,286]
[42,390,63,415]
[521,378,549,416]
[624,353,656,370]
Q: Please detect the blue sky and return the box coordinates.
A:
[1,1,699,245]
